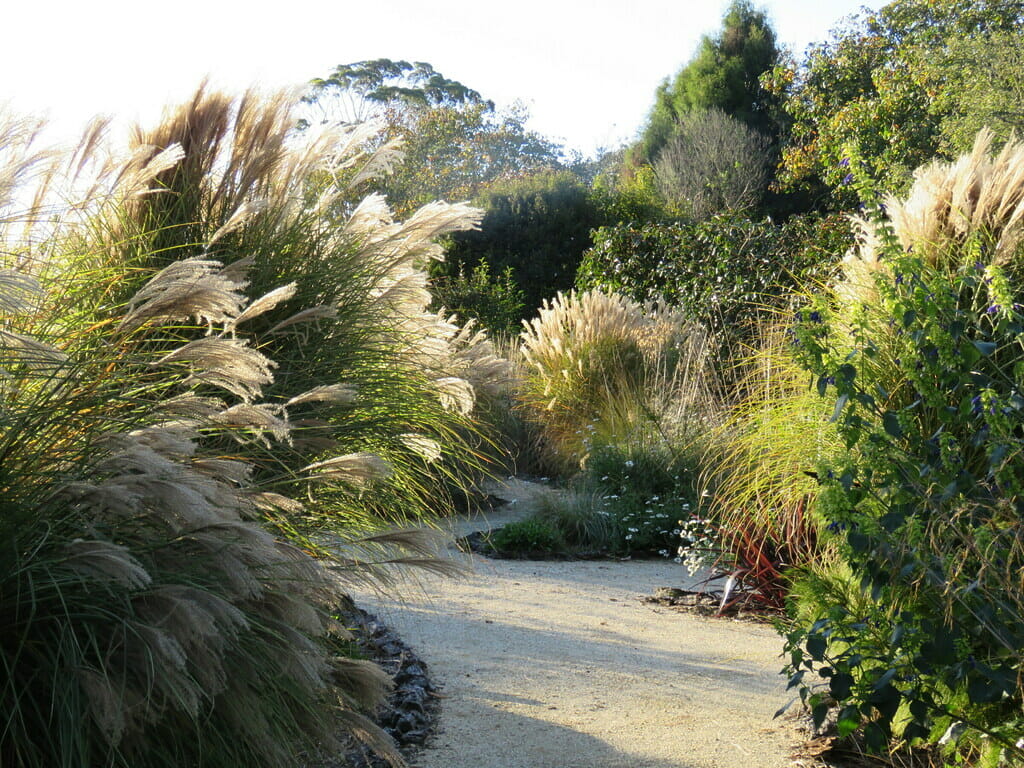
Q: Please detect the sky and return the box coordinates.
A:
[3,0,877,158]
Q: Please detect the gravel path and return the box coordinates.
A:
[349,481,807,768]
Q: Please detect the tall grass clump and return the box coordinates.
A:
[781,131,1024,762]
[688,322,833,611]
[510,289,721,556]
[107,84,511,537]
[1,225,399,763]
[0,85,510,766]
[517,288,718,476]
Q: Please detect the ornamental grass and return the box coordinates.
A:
[0,85,508,767]
[517,288,717,475]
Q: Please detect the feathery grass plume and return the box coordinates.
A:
[517,289,715,474]
[116,83,504,536]
[0,116,419,763]
[839,130,1024,307]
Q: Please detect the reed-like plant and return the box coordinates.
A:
[697,319,840,610]
[89,85,510,539]
[0,86,508,766]
[517,288,715,475]
[0,253,402,766]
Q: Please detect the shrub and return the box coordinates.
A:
[0,242,403,767]
[697,320,837,611]
[490,518,564,555]
[578,213,851,352]
[653,108,771,220]
[783,133,1024,761]
[430,257,526,338]
[585,443,697,557]
[437,170,605,320]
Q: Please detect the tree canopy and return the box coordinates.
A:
[303,59,563,215]
[767,0,1024,204]
[305,58,489,124]
[638,1,782,164]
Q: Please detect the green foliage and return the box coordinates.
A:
[430,258,526,338]
[589,162,666,224]
[439,170,605,318]
[380,101,563,216]
[698,322,836,610]
[584,444,696,556]
[768,0,1024,204]
[930,29,1024,154]
[491,517,565,555]
[783,148,1024,759]
[638,0,782,164]
[576,213,853,361]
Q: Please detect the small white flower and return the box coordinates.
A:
[651,495,660,501]
[624,460,634,468]
[628,527,638,533]
[625,534,633,540]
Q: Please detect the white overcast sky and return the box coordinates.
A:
[3,0,876,157]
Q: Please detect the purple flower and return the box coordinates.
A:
[839,157,850,168]
[987,305,1000,314]
[842,173,855,185]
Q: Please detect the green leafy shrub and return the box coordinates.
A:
[491,518,564,556]
[585,443,696,556]
[783,134,1024,760]
[437,170,606,320]
[576,213,853,364]
[430,258,526,338]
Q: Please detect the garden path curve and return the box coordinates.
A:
[349,480,811,768]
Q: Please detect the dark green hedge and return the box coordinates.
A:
[576,212,854,345]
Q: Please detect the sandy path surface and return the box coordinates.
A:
[349,481,806,768]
